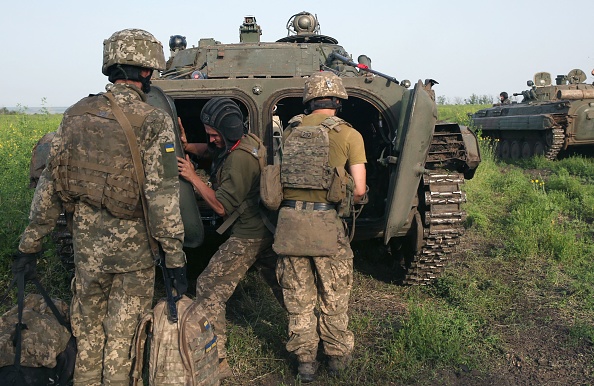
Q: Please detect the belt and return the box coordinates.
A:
[281,200,336,211]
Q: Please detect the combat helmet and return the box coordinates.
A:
[303,71,348,104]
[201,98,245,148]
[169,35,187,51]
[102,29,166,76]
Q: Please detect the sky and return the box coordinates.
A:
[1,0,592,108]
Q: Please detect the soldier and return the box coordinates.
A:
[500,91,511,105]
[273,71,367,383]
[177,98,273,379]
[12,29,187,386]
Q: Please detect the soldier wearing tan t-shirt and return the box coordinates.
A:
[273,71,367,383]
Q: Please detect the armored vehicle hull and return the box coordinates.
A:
[471,69,594,160]
[149,12,481,284]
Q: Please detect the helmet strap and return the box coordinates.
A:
[307,97,342,113]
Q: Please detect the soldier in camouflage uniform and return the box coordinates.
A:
[13,29,187,386]
[273,72,367,383]
[500,92,511,105]
[177,98,273,379]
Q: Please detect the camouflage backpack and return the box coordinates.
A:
[131,295,220,386]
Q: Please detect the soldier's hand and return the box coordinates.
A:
[178,117,188,150]
[12,251,39,281]
[167,265,188,298]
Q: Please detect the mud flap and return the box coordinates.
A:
[146,86,204,248]
[384,80,437,244]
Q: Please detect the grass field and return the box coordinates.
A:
[1,106,592,384]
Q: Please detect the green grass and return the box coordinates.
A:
[2,108,594,384]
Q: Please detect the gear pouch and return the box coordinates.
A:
[273,207,338,256]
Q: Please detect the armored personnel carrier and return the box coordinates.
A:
[470,69,594,160]
[148,12,480,284]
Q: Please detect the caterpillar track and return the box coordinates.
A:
[402,125,472,285]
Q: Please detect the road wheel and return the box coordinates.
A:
[521,142,532,158]
[500,140,511,159]
[510,141,521,160]
[533,141,545,156]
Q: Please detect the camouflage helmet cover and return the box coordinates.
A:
[102,29,166,75]
[303,71,348,104]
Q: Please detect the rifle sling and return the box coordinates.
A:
[104,92,160,260]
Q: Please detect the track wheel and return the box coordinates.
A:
[521,141,532,158]
[510,141,521,160]
[533,141,545,156]
[500,140,511,159]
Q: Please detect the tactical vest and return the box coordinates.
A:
[281,115,347,191]
[51,93,154,219]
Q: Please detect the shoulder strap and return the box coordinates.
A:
[287,114,304,128]
[130,311,153,386]
[320,116,350,132]
[104,92,160,261]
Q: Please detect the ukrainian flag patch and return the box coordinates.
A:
[164,142,175,153]
[205,336,218,353]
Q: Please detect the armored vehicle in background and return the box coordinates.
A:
[148,11,480,284]
[470,69,594,160]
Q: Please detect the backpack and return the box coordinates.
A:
[131,296,220,386]
[0,278,76,386]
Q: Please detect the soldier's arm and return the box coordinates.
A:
[178,154,226,216]
[142,110,186,268]
[347,128,368,204]
[349,163,367,204]
[19,126,64,253]
[178,117,210,157]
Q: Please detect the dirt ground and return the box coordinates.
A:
[424,234,594,386]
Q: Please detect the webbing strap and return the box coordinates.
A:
[104,92,160,261]
[216,200,251,235]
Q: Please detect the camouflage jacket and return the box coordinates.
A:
[19,83,186,271]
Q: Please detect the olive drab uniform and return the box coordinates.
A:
[195,133,273,361]
[274,112,366,364]
[18,83,186,386]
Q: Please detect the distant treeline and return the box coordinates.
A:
[437,94,495,105]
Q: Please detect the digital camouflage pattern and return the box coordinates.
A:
[195,236,273,359]
[302,71,348,103]
[18,83,186,386]
[102,29,166,75]
[19,83,186,271]
[275,216,354,362]
[281,114,345,191]
[71,266,154,386]
[0,294,71,368]
[131,296,220,386]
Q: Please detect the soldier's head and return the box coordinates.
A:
[169,35,187,52]
[303,71,348,113]
[102,28,166,93]
[500,91,508,101]
[200,98,245,151]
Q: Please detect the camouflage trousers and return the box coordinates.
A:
[70,265,155,386]
[276,219,354,363]
[195,236,274,359]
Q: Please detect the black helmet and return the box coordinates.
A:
[169,35,187,51]
[201,98,244,147]
[500,91,508,99]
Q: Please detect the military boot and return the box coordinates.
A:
[327,355,352,377]
[297,361,318,383]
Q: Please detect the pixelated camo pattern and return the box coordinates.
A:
[303,71,348,103]
[103,28,166,75]
[138,296,219,386]
[0,294,71,368]
[281,116,338,190]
